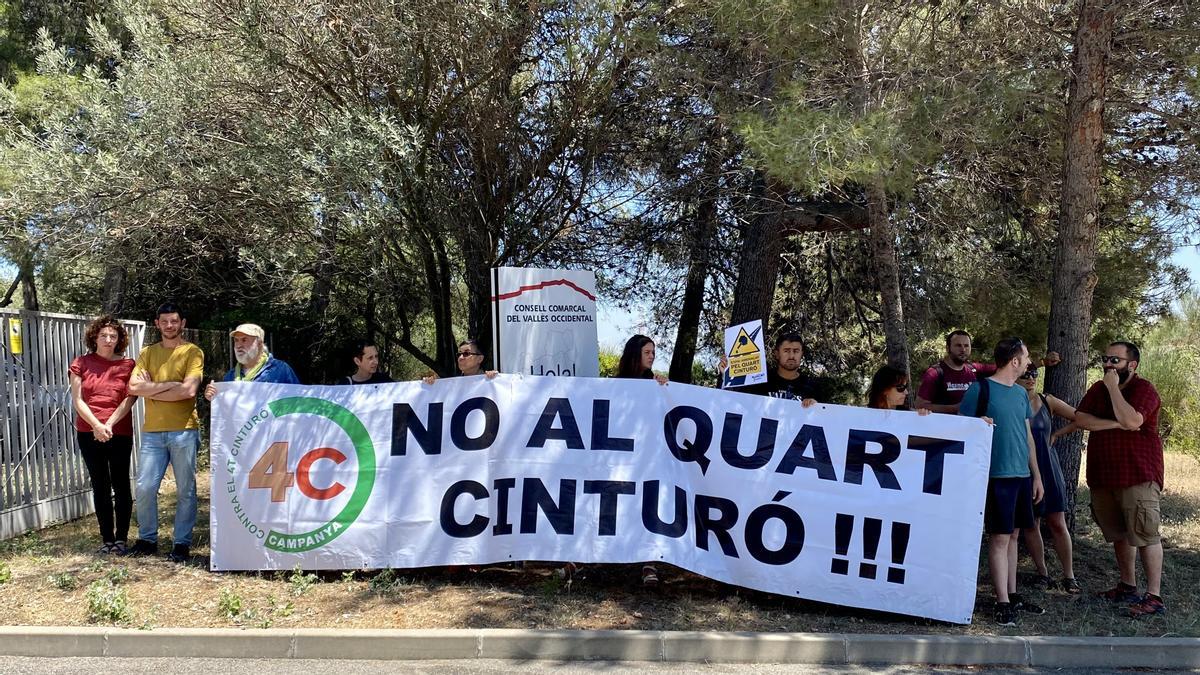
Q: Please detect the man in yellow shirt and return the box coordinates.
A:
[126,303,204,562]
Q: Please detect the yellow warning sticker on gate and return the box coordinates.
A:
[8,317,22,355]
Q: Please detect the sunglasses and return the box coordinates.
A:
[893,383,909,393]
[1099,356,1130,365]
[1020,370,1038,380]
[457,351,482,358]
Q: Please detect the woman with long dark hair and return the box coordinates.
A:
[1017,365,1081,594]
[611,334,666,586]
[866,365,929,414]
[69,315,137,555]
[615,334,667,384]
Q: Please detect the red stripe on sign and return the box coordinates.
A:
[490,278,597,302]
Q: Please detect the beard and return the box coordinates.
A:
[235,345,262,366]
[1106,366,1132,383]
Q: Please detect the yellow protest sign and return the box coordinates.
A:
[722,320,767,386]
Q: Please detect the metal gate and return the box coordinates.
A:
[0,309,146,540]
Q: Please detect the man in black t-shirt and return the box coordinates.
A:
[720,332,818,406]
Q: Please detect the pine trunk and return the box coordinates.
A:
[729,173,784,328]
[669,146,722,383]
[1045,0,1117,531]
[865,181,909,374]
[843,0,909,374]
[101,264,127,315]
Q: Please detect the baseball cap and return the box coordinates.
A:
[230,323,265,340]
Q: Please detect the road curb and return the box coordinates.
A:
[1,627,1199,667]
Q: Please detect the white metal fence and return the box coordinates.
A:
[0,309,146,540]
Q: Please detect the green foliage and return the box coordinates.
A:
[217,586,243,620]
[598,349,619,377]
[85,578,131,623]
[368,568,411,595]
[1138,293,1200,458]
[0,560,11,584]
[47,571,78,590]
[287,564,318,597]
[217,584,292,627]
[105,565,130,585]
[0,532,49,555]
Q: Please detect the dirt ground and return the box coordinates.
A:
[2,453,1198,637]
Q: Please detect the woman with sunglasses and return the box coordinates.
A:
[1017,365,1082,594]
[422,339,498,383]
[866,365,930,414]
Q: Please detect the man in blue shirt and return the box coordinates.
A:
[960,337,1044,626]
[204,323,300,402]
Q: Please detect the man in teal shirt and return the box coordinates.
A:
[960,337,1044,626]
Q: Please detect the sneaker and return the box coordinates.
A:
[166,544,190,563]
[127,540,158,557]
[1030,574,1053,590]
[1098,582,1139,603]
[1010,594,1045,615]
[1128,594,1166,618]
[995,602,1017,626]
[1061,577,1082,594]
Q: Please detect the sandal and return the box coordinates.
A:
[641,565,659,586]
[96,542,114,554]
[1030,574,1053,590]
[1061,577,1081,594]
[558,562,579,582]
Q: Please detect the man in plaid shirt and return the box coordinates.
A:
[1074,341,1165,618]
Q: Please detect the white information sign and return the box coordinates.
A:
[490,267,599,377]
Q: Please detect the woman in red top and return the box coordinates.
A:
[69,316,137,554]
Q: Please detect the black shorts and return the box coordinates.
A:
[985,477,1035,535]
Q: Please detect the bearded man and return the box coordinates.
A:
[127,303,205,562]
[1074,341,1166,618]
[205,324,299,402]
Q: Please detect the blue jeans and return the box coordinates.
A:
[135,429,199,546]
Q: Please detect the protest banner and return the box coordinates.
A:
[210,376,992,623]
[490,267,599,377]
[721,319,767,389]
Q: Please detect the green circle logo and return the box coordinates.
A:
[250,396,377,552]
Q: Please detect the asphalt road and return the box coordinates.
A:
[2,659,1178,675]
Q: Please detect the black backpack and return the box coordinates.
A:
[971,379,991,418]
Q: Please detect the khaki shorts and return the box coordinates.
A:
[1090,482,1162,547]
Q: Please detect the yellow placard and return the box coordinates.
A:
[8,317,22,355]
[728,327,760,357]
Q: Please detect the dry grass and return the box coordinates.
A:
[2,453,1198,635]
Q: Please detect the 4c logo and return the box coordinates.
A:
[226,397,376,553]
[250,444,349,502]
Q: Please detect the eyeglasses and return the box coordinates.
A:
[1100,356,1129,365]
[893,383,908,393]
[457,351,482,358]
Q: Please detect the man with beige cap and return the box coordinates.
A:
[204,323,300,401]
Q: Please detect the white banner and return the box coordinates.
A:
[490,267,599,377]
[209,376,992,624]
